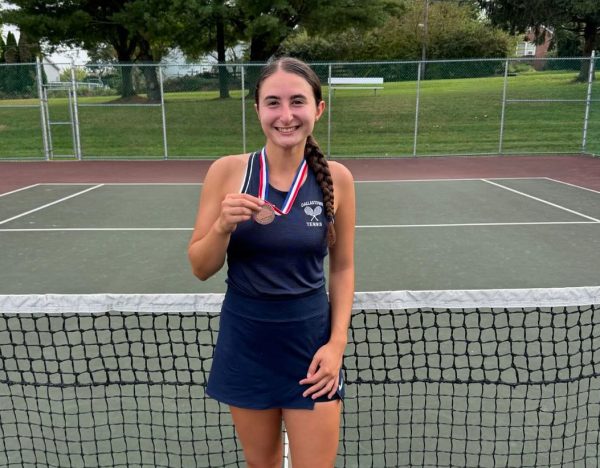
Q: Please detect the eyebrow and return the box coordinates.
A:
[263,94,308,101]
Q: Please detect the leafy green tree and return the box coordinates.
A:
[282,1,513,63]
[0,32,6,64]
[480,0,600,80]
[1,0,213,100]
[1,31,20,94]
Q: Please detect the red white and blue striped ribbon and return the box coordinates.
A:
[258,147,307,216]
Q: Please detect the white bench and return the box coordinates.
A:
[328,77,384,95]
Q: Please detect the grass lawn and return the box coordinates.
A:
[1,70,599,159]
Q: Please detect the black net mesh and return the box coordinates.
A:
[1,292,599,467]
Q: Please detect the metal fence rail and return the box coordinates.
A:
[0,55,598,160]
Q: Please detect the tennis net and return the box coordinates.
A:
[1,287,599,467]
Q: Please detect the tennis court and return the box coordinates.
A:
[0,173,599,294]
[1,156,599,467]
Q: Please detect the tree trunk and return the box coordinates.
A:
[246,34,279,96]
[138,39,161,102]
[113,28,137,98]
[577,20,598,82]
[216,11,230,99]
[116,47,136,98]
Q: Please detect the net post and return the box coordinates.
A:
[70,62,82,160]
[283,429,291,467]
[582,50,595,154]
[36,57,50,161]
[158,65,169,160]
[412,60,422,157]
[498,58,510,155]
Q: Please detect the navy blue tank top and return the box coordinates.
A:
[226,151,328,297]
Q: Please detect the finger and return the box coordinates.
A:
[226,193,264,206]
[327,375,340,399]
[223,199,263,213]
[302,379,328,398]
[299,367,326,386]
[311,380,335,400]
[305,358,321,380]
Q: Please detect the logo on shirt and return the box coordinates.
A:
[301,201,323,227]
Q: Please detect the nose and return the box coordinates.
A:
[279,103,293,123]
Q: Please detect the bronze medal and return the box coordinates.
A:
[253,203,275,225]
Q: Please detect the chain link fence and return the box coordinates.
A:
[0,56,598,160]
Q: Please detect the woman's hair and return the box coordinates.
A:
[254,57,336,247]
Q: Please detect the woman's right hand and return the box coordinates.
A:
[214,193,264,234]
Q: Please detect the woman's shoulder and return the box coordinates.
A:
[208,153,250,172]
[205,153,250,179]
[203,153,252,191]
[328,161,354,186]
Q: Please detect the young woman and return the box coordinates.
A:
[188,57,355,468]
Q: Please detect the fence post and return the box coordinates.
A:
[327,64,332,158]
[582,50,595,154]
[36,57,50,161]
[412,61,422,157]
[158,65,168,160]
[498,58,509,155]
[241,64,247,154]
[70,62,82,160]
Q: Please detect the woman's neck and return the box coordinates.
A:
[263,142,306,191]
[264,142,305,174]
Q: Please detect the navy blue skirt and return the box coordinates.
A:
[207,286,345,410]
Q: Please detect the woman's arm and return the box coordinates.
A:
[327,161,356,350]
[300,161,355,399]
[188,155,263,280]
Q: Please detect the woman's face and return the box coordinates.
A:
[255,69,325,152]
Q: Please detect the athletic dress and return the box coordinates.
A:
[206,150,345,410]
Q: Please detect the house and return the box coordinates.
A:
[516,26,554,69]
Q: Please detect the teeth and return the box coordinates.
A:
[277,126,298,133]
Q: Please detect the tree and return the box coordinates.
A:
[480,0,600,80]
[1,0,212,100]
[281,1,513,63]
[0,33,5,64]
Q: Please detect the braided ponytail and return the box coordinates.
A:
[305,135,336,247]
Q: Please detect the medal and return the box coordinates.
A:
[254,147,307,225]
[253,203,275,225]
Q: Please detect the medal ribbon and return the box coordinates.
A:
[258,147,307,216]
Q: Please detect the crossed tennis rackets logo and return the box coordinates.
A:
[304,205,322,221]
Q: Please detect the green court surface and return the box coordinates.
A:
[0,177,598,294]
[1,177,600,468]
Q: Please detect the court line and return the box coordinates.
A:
[354,177,547,184]
[543,177,600,195]
[0,221,597,232]
[38,182,202,186]
[0,184,40,198]
[0,185,105,226]
[482,179,600,223]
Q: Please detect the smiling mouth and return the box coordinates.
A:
[275,125,300,134]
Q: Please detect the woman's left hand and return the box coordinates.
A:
[299,341,345,400]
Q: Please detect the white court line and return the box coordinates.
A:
[354,177,547,184]
[38,182,202,186]
[0,227,191,232]
[482,179,600,223]
[0,221,598,232]
[356,222,597,228]
[543,177,600,195]
[0,184,105,226]
[0,184,40,198]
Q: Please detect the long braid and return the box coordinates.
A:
[305,135,336,247]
